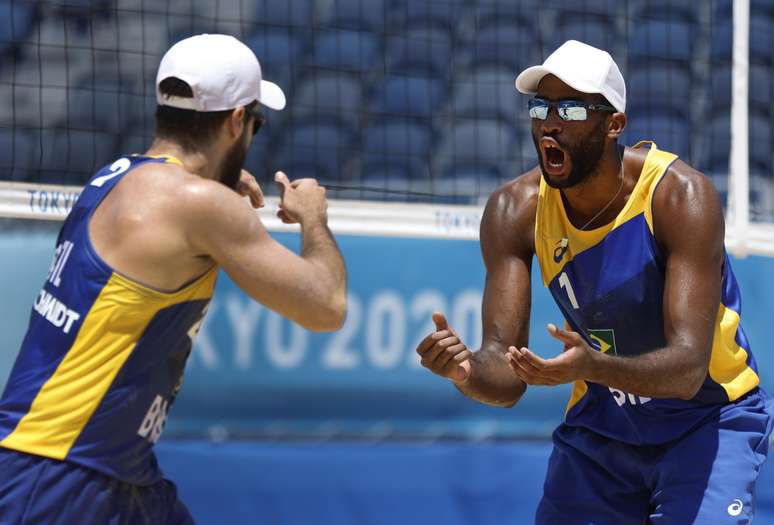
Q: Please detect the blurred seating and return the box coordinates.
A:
[254,0,315,27]
[38,129,117,184]
[628,20,695,63]
[0,128,37,181]
[624,111,690,158]
[432,118,518,179]
[245,27,309,89]
[291,71,364,130]
[549,12,618,51]
[749,115,772,172]
[449,67,522,125]
[359,117,433,180]
[317,0,386,32]
[384,26,453,78]
[0,0,38,56]
[389,0,468,32]
[273,118,356,180]
[306,28,381,73]
[460,17,541,74]
[627,63,691,113]
[369,73,447,118]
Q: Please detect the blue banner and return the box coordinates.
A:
[2,228,774,439]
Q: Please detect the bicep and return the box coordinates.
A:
[657,171,724,355]
[479,185,536,351]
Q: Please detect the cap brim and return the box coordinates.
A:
[515,65,601,96]
[259,80,286,110]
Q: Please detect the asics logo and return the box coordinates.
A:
[553,238,569,263]
[727,499,743,516]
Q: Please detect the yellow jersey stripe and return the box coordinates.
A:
[709,304,760,400]
[0,267,216,458]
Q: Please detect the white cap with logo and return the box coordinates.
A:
[156,33,286,112]
[515,40,626,113]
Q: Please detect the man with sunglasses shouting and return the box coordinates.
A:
[0,34,346,524]
[417,40,771,524]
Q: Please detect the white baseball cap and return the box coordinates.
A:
[515,40,626,113]
[156,34,286,112]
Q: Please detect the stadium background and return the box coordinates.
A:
[2,0,774,523]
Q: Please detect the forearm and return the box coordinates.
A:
[587,345,708,400]
[300,219,347,328]
[455,346,526,407]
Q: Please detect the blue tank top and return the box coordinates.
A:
[534,142,760,445]
[0,155,217,485]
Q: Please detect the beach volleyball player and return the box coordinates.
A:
[0,34,346,524]
[417,41,772,524]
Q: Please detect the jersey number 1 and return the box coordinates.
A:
[559,272,579,310]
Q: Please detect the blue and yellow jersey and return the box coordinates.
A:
[0,155,216,485]
[534,142,759,445]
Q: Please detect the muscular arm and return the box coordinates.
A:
[184,180,346,332]
[453,175,537,407]
[585,162,724,399]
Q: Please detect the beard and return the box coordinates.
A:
[218,132,249,190]
[532,118,607,189]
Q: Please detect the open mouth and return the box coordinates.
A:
[540,137,567,175]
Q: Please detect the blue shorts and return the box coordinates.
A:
[0,448,194,525]
[536,390,773,525]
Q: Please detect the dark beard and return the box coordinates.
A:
[532,118,608,189]
[218,134,248,190]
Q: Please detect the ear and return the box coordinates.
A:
[607,112,627,139]
[227,106,247,139]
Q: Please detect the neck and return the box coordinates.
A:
[561,144,627,229]
[145,138,221,181]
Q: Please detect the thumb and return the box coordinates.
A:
[274,171,290,195]
[432,312,448,331]
[547,323,579,347]
[451,360,471,383]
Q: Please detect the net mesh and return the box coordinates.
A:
[0,0,771,213]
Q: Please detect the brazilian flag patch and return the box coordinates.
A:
[588,329,617,355]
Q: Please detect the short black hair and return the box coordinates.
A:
[155,77,255,152]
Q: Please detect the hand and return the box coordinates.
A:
[236,170,265,209]
[507,323,597,386]
[416,312,472,383]
[274,171,328,225]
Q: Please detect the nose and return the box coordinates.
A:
[540,108,562,135]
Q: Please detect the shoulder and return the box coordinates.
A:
[653,159,723,219]
[480,167,541,257]
[651,159,724,252]
[485,168,541,221]
[124,162,259,237]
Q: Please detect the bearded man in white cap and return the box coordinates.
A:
[0,34,346,524]
[417,40,772,524]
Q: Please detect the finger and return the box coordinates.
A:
[512,347,546,377]
[508,353,534,384]
[421,335,460,365]
[451,360,471,382]
[519,347,552,371]
[274,171,290,196]
[432,312,448,331]
[425,343,467,374]
[547,323,582,347]
[440,348,472,377]
[276,209,296,224]
[289,178,318,189]
[416,330,453,355]
[247,178,265,208]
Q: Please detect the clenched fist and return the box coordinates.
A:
[416,312,472,383]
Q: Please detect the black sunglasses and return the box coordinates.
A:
[245,106,266,136]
